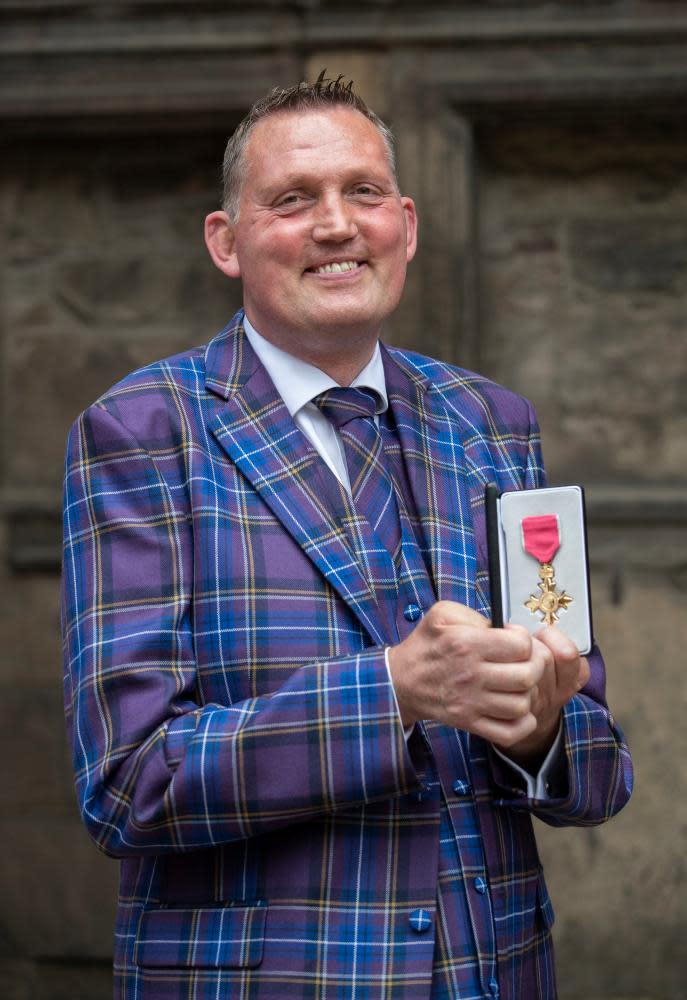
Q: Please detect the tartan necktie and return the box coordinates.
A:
[314,386,402,566]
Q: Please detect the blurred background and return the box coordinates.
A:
[1,2,685,998]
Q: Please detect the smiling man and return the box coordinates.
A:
[62,73,632,1000]
[204,103,416,381]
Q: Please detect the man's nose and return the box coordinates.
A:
[312,194,358,242]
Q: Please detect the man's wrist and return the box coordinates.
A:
[492,718,565,798]
[386,643,418,729]
[496,711,561,773]
[384,646,416,739]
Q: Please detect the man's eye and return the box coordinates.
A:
[352,185,382,200]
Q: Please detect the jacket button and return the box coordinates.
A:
[403,603,422,622]
[408,908,432,933]
[452,779,470,796]
[474,876,488,895]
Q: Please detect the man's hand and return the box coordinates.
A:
[503,626,590,770]
[387,602,589,764]
[388,601,547,748]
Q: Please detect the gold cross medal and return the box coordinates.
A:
[521,514,573,626]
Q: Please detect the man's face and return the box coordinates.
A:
[207,107,417,359]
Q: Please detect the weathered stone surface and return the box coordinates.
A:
[478,116,687,486]
[538,580,687,999]
[0,574,61,683]
[570,218,687,295]
[0,685,74,806]
[478,116,687,999]
[0,815,117,959]
[2,128,241,498]
[0,959,112,1000]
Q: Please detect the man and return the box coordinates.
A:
[62,74,632,999]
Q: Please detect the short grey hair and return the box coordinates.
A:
[221,70,397,221]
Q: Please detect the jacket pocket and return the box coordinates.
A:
[135,901,266,968]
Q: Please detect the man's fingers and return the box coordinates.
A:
[534,628,583,686]
[436,623,532,665]
[534,625,577,662]
[430,600,490,630]
[479,690,533,722]
[476,712,538,749]
[481,658,545,693]
[578,656,591,689]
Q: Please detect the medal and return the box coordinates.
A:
[521,514,573,626]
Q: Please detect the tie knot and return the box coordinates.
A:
[313,386,381,429]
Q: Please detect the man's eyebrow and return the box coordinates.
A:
[256,177,311,198]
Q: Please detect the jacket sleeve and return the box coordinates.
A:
[487,399,633,824]
[61,402,422,859]
[488,643,633,825]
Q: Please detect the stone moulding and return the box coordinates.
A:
[3,4,687,121]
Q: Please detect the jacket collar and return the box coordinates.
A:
[206,315,389,645]
[382,346,477,608]
[205,315,478,635]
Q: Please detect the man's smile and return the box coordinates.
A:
[306,259,366,276]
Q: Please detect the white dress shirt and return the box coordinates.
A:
[243,316,562,798]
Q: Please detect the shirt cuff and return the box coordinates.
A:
[491,719,564,799]
[384,646,415,742]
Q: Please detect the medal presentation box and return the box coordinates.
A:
[485,484,593,655]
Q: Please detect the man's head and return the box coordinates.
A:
[222,71,397,223]
[205,73,417,379]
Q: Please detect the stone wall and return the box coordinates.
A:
[476,112,687,998]
[1,129,236,1000]
[1,3,685,998]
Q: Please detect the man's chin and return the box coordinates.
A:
[302,298,394,336]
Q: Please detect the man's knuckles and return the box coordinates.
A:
[501,624,533,661]
[492,692,533,721]
[535,625,578,663]
[427,600,488,631]
[513,659,545,691]
[435,624,483,663]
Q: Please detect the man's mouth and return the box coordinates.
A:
[307,260,364,275]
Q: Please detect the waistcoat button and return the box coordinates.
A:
[403,603,422,622]
[408,908,432,933]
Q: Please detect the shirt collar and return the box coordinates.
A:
[242,313,388,417]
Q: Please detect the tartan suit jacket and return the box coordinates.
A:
[62,311,632,999]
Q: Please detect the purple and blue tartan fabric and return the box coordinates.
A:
[314,385,402,595]
[61,311,633,999]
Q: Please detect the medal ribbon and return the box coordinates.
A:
[521,514,560,564]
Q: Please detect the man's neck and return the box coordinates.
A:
[243,311,380,386]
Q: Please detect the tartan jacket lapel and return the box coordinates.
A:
[383,346,478,609]
[205,320,388,645]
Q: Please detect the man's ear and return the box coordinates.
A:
[204,211,241,279]
[401,197,418,263]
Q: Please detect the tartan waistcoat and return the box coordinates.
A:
[375,412,504,999]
